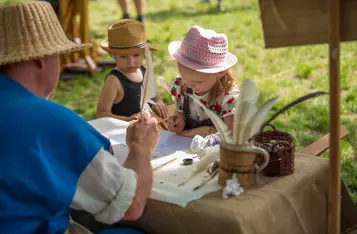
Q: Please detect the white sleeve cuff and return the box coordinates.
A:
[71,147,137,225]
[94,167,137,224]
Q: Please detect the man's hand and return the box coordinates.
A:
[123,115,160,221]
[126,114,160,155]
[167,113,185,133]
[126,112,141,122]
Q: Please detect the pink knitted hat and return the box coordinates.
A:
[168,26,238,73]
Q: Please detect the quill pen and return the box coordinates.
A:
[248,91,328,141]
[140,47,157,116]
[262,91,328,127]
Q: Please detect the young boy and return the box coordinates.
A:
[97,19,168,121]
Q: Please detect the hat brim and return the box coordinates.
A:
[0,40,91,66]
[100,40,158,56]
[168,41,238,74]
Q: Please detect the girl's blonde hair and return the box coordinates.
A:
[208,69,235,104]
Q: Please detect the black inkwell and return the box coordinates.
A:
[182,158,193,166]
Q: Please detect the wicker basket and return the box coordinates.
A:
[252,124,295,177]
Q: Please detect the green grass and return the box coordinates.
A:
[3,0,357,200]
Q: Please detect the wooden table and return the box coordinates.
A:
[133,153,329,234]
[87,117,329,234]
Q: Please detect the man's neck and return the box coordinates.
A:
[4,63,42,97]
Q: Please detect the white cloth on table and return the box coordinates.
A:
[150,151,221,208]
[88,118,222,209]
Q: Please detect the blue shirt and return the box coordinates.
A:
[0,73,110,233]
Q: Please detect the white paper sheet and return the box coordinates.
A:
[111,130,193,154]
[112,144,172,165]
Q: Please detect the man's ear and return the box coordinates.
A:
[34,58,45,70]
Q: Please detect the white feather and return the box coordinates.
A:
[140,47,157,113]
[241,96,279,143]
[233,79,260,144]
[237,101,258,144]
[194,145,220,172]
[157,76,178,114]
[187,94,230,142]
[157,76,171,94]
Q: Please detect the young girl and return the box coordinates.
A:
[167,25,240,138]
[96,19,168,121]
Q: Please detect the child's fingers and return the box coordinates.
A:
[162,106,168,118]
[159,106,168,118]
[157,107,164,118]
[177,130,190,137]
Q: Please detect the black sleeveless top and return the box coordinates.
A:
[106,66,146,117]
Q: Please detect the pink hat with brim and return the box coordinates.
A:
[168,26,238,74]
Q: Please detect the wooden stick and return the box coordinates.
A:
[328,0,341,232]
[193,169,219,191]
[152,158,177,172]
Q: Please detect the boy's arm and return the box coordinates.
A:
[96,75,131,121]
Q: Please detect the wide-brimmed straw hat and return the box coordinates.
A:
[0,1,91,66]
[100,19,157,56]
[168,26,238,73]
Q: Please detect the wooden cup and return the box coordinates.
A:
[218,142,270,189]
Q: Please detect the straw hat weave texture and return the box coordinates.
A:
[0,1,91,65]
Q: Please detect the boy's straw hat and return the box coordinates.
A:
[0,1,91,66]
[100,19,157,56]
[168,26,237,73]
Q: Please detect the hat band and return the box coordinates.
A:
[109,40,147,49]
[178,50,226,67]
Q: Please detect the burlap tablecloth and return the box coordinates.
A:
[134,153,329,234]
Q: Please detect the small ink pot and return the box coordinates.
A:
[182,158,193,166]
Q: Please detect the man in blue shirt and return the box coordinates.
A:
[0,2,159,234]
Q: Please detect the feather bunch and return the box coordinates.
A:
[140,47,157,115]
[187,78,278,145]
[186,79,327,146]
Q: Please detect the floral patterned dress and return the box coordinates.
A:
[170,76,240,128]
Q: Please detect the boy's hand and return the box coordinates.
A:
[168,114,185,132]
[127,112,141,121]
[152,103,168,119]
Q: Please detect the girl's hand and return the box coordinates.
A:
[168,114,185,132]
[177,126,216,138]
[152,103,168,119]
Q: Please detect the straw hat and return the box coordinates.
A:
[168,26,238,73]
[100,19,157,56]
[0,1,91,66]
